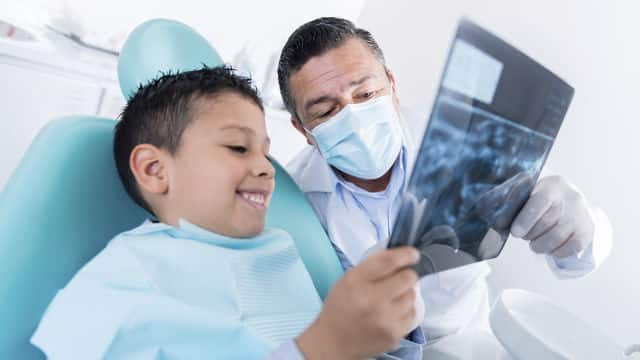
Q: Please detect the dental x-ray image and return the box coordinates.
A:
[388,19,574,277]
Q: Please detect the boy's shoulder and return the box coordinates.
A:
[67,220,161,291]
[115,219,175,240]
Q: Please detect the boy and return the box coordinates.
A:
[31,66,424,359]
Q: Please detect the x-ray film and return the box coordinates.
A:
[388,19,574,277]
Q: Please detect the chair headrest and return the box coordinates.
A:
[117,19,224,100]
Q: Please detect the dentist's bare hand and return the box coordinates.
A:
[296,247,420,360]
[511,176,595,258]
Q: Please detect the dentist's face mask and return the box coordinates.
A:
[308,95,404,180]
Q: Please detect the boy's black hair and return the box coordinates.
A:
[277,17,386,121]
[114,66,263,214]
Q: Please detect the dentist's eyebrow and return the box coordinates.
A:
[303,95,336,115]
[348,74,374,88]
[303,75,375,114]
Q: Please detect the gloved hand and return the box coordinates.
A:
[510,175,595,258]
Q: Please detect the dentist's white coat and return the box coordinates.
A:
[286,110,613,341]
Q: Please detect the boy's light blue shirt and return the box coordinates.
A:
[31,220,321,359]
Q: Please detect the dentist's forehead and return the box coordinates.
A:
[290,38,386,100]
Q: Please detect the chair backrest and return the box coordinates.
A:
[0,19,343,359]
[0,117,147,359]
[118,19,223,100]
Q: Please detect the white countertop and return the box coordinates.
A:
[423,328,512,360]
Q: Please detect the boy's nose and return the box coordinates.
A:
[252,155,276,179]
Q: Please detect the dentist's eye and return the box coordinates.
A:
[360,88,384,100]
[315,107,335,119]
[227,146,247,154]
[319,110,332,118]
[361,91,375,99]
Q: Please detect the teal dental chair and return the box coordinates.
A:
[0,19,343,359]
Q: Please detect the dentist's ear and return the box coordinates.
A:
[385,68,401,109]
[130,144,169,195]
[291,116,315,146]
[385,68,398,92]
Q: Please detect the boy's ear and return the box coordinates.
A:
[291,116,315,146]
[129,144,169,195]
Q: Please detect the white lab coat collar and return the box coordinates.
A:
[287,145,339,194]
[287,142,411,195]
[285,110,418,263]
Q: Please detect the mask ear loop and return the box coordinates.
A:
[300,125,320,149]
[302,125,316,141]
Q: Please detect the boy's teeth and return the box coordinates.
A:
[240,192,265,205]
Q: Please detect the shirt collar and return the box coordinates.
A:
[289,145,338,194]
[122,219,273,249]
[337,145,408,199]
[292,143,409,196]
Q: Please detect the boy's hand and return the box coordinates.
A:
[297,247,420,360]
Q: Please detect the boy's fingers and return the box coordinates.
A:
[375,268,418,300]
[398,307,418,334]
[357,247,420,282]
[389,291,418,336]
[389,282,417,310]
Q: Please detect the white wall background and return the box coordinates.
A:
[359,0,639,347]
[0,0,366,187]
[2,0,638,349]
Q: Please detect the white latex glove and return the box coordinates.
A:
[510,175,595,258]
[361,238,426,333]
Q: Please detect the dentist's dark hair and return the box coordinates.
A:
[114,65,263,214]
[277,17,386,122]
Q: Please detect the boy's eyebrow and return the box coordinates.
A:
[219,125,255,134]
[219,125,270,145]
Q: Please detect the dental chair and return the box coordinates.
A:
[0,19,344,359]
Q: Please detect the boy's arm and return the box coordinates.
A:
[296,247,420,360]
[263,341,306,360]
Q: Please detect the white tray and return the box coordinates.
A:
[490,289,637,359]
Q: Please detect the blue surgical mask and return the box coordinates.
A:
[309,95,404,180]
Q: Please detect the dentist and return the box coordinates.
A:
[277,17,613,340]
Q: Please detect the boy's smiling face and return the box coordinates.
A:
[162,92,275,238]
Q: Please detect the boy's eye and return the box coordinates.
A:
[227,145,247,154]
